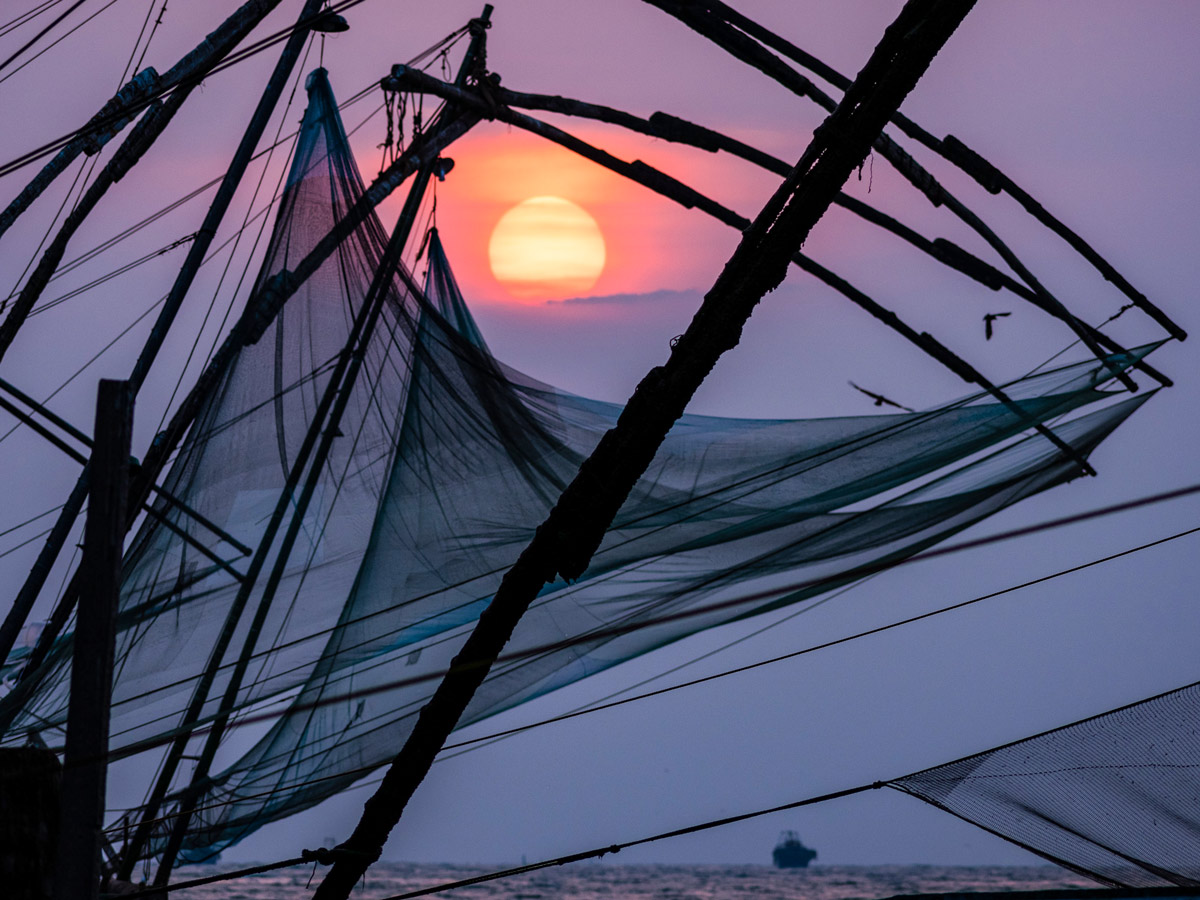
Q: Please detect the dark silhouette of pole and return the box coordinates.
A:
[52,380,132,900]
[0,0,284,242]
[313,2,976,897]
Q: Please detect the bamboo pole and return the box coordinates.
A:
[485,86,1169,389]
[0,106,480,737]
[313,3,976,896]
[0,0,285,242]
[146,160,436,885]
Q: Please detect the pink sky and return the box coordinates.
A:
[1,0,1200,871]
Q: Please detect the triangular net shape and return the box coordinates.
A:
[894,680,1200,888]
[8,67,421,768]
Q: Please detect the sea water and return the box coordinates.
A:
[168,862,1099,900]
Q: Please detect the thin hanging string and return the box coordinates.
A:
[132,0,169,75]
[1025,302,1141,379]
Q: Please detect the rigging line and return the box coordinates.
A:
[438,577,877,765]
[239,296,419,706]
[131,0,167,76]
[210,371,1108,670]
[95,361,1124,748]
[30,234,193,317]
[0,1,451,181]
[95,479,1200,767]
[121,0,157,86]
[441,523,1200,754]
[233,203,414,706]
[0,0,65,40]
[0,524,55,561]
[371,781,884,900]
[1025,304,1145,381]
[4,154,88,307]
[0,92,391,451]
[197,582,879,797]
[2,78,375,303]
[102,494,1135,823]
[0,0,85,76]
[7,292,165,427]
[0,0,123,88]
[0,504,64,543]
[108,781,886,898]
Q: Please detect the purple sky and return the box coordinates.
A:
[1,0,1199,868]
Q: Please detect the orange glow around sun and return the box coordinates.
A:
[488,196,606,300]
[411,123,776,306]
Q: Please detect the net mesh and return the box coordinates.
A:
[894,682,1200,887]
[1,70,1163,863]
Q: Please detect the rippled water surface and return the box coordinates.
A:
[168,862,1098,900]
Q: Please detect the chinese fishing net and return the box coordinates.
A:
[0,70,1162,863]
[894,680,1200,887]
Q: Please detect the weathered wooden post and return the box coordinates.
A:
[0,744,61,899]
[52,380,132,900]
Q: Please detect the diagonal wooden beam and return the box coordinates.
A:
[313,3,977,896]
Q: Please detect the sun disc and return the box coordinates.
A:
[488,196,606,300]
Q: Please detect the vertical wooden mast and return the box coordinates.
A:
[51,381,132,900]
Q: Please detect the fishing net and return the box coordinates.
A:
[893,681,1200,887]
[0,70,1162,862]
[7,67,420,757]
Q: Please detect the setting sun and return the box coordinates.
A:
[488,196,606,300]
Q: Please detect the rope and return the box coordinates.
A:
[0,0,86,77]
[0,0,122,88]
[0,0,67,41]
[102,781,884,897]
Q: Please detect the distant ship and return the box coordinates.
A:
[772,831,817,869]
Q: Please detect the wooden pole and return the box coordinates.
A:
[638,0,1135,392]
[52,380,132,900]
[0,0,284,243]
[313,2,975,897]
[695,0,1184,341]
[383,69,1100,474]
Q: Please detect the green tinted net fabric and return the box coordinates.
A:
[2,73,1160,862]
[8,69,420,753]
[893,682,1200,887]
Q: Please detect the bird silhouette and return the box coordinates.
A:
[849,381,914,412]
[983,311,1011,340]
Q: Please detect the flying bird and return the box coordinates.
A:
[849,381,914,412]
[983,311,1011,340]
